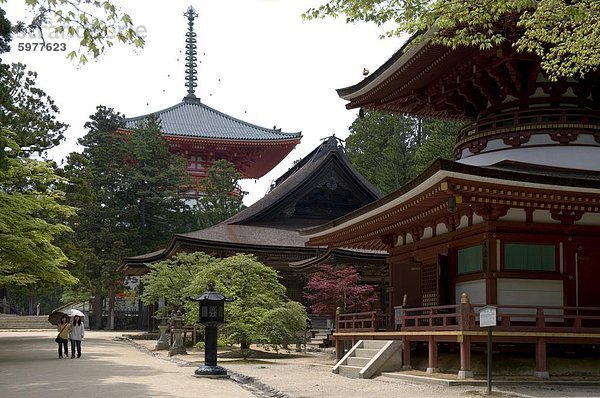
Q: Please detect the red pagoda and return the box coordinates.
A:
[117,7,301,189]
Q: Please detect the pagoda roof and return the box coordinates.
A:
[120,136,385,275]
[302,159,600,250]
[122,98,301,142]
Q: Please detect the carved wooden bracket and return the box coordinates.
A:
[468,138,488,154]
[381,233,398,249]
[549,131,578,144]
[442,214,462,232]
[550,209,584,225]
[409,226,425,243]
[503,132,531,147]
[473,204,509,221]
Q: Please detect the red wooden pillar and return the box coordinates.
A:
[427,335,439,373]
[534,337,550,378]
[402,336,412,370]
[458,335,473,379]
[335,338,343,360]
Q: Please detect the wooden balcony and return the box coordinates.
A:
[333,298,600,378]
[337,303,600,334]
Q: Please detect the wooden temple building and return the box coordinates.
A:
[302,31,600,378]
[117,7,301,192]
[120,136,388,327]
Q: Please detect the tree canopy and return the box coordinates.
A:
[143,252,306,352]
[1,0,144,63]
[345,109,462,194]
[0,23,76,288]
[304,0,600,79]
[304,264,379,318]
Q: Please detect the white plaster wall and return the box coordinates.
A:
[500,208,526,222]
[497,278,564,320]
[455,279,486,306]
[576,213,600,226]
[458,146,600,171]
[532,210,556,224]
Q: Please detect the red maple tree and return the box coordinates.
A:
[304,264,379,318]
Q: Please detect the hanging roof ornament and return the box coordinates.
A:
[184,6,199,102]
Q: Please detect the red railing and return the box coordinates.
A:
[337,304,600,334]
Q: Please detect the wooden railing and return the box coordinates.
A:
[456,107,600,143]
[337,311,377,332]
[336,303,600,334]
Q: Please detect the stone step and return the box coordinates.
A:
[361,340,389,349]
[0,315,53,329]
[354,348,379,357]
[346,356,371,367]
[337,365,362,378]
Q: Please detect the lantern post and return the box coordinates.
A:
[188,282,235,378]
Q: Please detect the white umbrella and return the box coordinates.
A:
[64,309,85,317]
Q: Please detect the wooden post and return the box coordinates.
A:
[402,335,412,370]
[335,337,343,361]
[458,335,473,379]
[427,335,439,373]
[459,293,471,331]
[534,337,550,378]
[335,307,342,360]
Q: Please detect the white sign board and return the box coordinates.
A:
[479,306,497,328]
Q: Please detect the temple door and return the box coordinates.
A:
[577,249,600,309]
[421,262,438,307]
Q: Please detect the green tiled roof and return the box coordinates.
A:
[122,98,301,141]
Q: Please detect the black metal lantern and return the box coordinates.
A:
[188,282,235,378]
[198,290,226,325]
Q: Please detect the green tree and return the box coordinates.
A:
[1,0,144,62]
[60,108,193,328]
[196,159,245,227]
[345,109,462,192]
[140,252,213,316]
[346,110,416,194]
[185,254,290,352]
[408,119,464,178]
[0,134,76,287]
[120,116,192,253]
[0,16,76,290]
[304,0,600,80]
[260,301,307,350]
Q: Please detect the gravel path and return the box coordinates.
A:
[2,330,599,398]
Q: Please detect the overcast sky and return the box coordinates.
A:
[3,0,401,205]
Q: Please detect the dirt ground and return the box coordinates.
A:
[2,330,600,398]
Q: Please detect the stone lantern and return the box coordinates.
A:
[189,282,235,378]
[168,309,187,356]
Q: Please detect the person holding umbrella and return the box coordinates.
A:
[56,315,71,358]
[69,315,85,358]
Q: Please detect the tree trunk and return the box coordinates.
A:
[106,283,115,330]
[93,291,103,330]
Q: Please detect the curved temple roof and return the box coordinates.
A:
[122,98,301,142]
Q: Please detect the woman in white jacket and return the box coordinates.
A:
[69,315,85,358]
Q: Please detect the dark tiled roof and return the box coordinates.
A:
[122,98,301,141]
[180,224,307,247]
[223,136,383,224]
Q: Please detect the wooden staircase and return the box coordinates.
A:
[332,340,403,379]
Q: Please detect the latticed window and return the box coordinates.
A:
[504,243,556,272]
[421,264,438,307]
[458,245,483,275]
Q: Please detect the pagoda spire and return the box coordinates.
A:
[183,6,199,102]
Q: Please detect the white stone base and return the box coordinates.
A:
[534,371,550,379]
[457,370,474,379]
[426,367,439,374]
